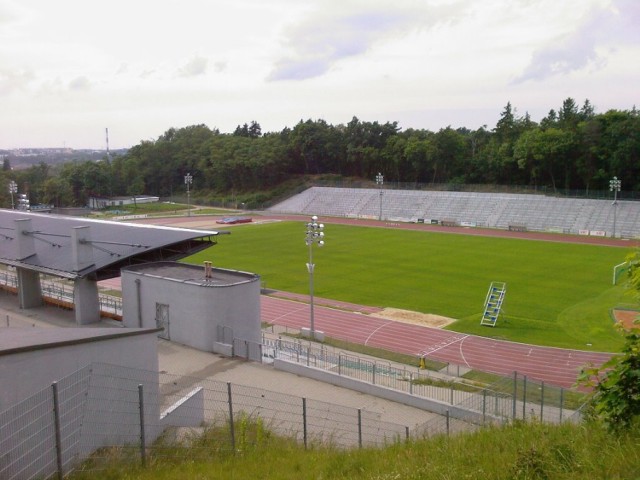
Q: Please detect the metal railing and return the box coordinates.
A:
[0,271,122,319]
[263,333,583,426]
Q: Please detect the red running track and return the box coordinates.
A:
[262,295,613,389]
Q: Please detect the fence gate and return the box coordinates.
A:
[155,303,170,340]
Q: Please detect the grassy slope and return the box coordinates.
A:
[188,221,631,351]
[68,422,640,480]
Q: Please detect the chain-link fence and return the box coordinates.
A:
[0,362,423,480]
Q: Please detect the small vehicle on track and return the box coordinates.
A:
[216,216,253,225]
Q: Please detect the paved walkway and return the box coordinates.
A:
[0,292,438,429]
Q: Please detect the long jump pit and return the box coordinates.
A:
[614,309,640,330]
[370,308,456,328]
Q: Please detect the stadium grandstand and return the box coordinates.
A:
[268,187,640,238]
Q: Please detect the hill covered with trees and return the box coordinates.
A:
[1,98,638,208]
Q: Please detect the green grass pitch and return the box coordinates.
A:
[186,221,634,352]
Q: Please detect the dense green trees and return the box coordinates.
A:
[1,98,638,208]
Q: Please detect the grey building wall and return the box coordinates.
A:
[0,362,164,480]
[0,329,159,410]
[121,262,261,352]
[0,330,162,479]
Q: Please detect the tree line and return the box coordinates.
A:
[1,98,638,208]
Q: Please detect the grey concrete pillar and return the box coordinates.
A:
[74,277,100,325]
[16,267,43,309]
[14,218,44,308]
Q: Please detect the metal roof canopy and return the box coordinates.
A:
[0,210,228,281]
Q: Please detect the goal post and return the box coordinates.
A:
[613,261,628,285]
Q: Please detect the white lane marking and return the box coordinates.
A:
[364,321,393,345]
[419,334,468,357]
[459,335,471,368]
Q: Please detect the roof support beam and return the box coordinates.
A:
[14,219,36,260]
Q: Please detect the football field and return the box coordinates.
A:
[186,220,632,351]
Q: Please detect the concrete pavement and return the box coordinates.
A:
[0,292,439,429]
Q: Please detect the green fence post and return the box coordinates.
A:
[482,389,487,425]
[138,384,146,467]
[522,375,527,420]
[446,410,450,436]
[302,397,308,449]
[512,372,518,420]
[52,382,64,480]
[227,382,235,453]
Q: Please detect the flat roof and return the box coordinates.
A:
[0,210,229,280]
[0,328,161,356]
[122,261,259,287]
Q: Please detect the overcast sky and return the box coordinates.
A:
[1,0,638,149]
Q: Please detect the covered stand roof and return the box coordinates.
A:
[0,210,228,280]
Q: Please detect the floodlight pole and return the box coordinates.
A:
[305,215,325,338]
[376,172,384,221]
[8,180,17,210]
[609,176,621,238]
[184,173,193,217]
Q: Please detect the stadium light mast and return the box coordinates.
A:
[376,172,384,221]
[8,180,17,209]
[184,173,193,217]
[609,176,621,238]
[305,215,325,339]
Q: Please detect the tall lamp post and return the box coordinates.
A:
[305,215,325,339]
[610,176,621,238]
[8,181,17,209]
[376,172,384,221]
[184,173,193,217]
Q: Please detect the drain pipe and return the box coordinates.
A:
[135,279,142,327]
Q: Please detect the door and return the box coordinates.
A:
[155,303,170,340]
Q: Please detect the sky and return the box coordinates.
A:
[0,0,638,149]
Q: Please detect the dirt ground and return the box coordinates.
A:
[614,309,640,330]
[375,308,640,331]
[370,307,456,328]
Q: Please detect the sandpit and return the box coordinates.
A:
[370,308,456,328]
[614,309,640,330]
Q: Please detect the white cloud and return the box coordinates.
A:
[0,0,637,148]
[178,56,209,78]
[214,61,227,73]
[515,0,640,82]
[68,76,91,92]
[0,68,35,95]
[267,1,469,81]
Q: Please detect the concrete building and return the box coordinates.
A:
[88,195,160,209]
[0,213,237,478]
[121,261,261,356]
[0,210,226,325]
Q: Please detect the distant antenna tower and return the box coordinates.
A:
[105,127,111,161]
